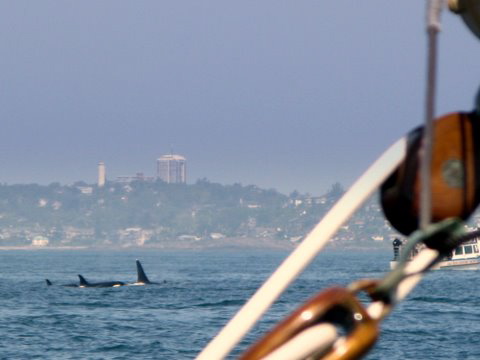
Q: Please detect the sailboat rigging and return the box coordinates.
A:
[196,2,480,359]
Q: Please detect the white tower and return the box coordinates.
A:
[98,161,106,187]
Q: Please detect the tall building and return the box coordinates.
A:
[98,161,106,187]
[157,154,186,184]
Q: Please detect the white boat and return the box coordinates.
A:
[390,237,480,270]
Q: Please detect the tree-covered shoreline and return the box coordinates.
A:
[0,180,394,248]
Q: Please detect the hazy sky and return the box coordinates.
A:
[1,1,480,195]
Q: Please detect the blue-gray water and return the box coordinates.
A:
[0,249,479,360]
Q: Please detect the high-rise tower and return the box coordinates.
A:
[98,161,106,187]
[156,154,186,184]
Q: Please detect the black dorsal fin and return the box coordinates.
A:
[78,274,89,286]
[45,279,52,286]
[136,260,150,284]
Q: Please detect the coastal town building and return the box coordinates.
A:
[156,154,187,184]
[116,173,154,183]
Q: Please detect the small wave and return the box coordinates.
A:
[191,299,245,308]
[409,296,455,303]
[94,343,134,352]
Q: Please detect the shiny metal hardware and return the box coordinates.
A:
[239,287,379,360]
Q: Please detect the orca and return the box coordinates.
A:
[45,279,79,287]
[45,260,161,288]
[78,274,125,288]
[129,259,161,285]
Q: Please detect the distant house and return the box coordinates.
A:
[210,233,225,240]
[32,236,49,247]
[116,173,154,183]
[77,186,93,195]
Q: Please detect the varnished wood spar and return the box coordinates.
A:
[195,139,406,360]
[239,288,378,360]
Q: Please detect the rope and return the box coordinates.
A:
[371,219,464,305]
[237,220,469,359]
[260,324,337,360]
[195,139,406,360]
[420,0,445,230]
[196,2,478,359]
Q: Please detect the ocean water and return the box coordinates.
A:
[0,248,479,360]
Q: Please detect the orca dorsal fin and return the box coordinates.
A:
[45,279,52,286]
[78,274,89,286]
[136,260,150,284]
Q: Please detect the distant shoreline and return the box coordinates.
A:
[0,246,88,251]
[0,238,391,251]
